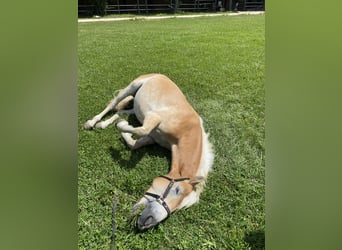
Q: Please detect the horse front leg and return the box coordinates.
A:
[116,112,161,137]
[121,132,155,150]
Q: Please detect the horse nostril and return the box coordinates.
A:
[144,216,153,226]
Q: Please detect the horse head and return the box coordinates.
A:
[133,175,205,230]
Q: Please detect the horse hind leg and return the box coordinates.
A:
[95,96,134,129]
[84,78,145,130]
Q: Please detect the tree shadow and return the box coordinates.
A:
[244,229,265,250]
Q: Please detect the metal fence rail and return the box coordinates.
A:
[78,0,264,16]
[78,0,216,16]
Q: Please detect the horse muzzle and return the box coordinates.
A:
[136,202,168,230]
[137,215,157,230]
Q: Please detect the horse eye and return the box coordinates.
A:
[175,187,181,195]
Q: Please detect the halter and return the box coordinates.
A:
[144,175,190,217]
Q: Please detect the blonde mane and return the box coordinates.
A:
[177,118,214,209]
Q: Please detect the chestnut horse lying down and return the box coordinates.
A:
[84,74,214,230]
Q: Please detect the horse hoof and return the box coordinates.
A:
[95,122,105,129]
[84,120,94,130]
[116,119,128,129]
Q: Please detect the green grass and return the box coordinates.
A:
[78,15,264,249]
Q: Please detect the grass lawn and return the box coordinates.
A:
[78,15,264,249]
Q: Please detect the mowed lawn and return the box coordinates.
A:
[78,15,264,249]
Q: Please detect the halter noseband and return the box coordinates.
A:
[144,175,190,217]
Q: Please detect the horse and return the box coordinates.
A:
[84,74,214,230]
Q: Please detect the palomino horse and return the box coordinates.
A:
[84,74,214,230]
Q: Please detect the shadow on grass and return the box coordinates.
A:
[244,229,265,250]
[107,113,171,171]
[108,144,171,170]
[108,146,145,170]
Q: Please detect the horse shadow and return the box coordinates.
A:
[244,229,265,250]
[108,143,171,169]
[108,145,143,170]
[107,114,171,170]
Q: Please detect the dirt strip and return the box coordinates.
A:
[78,11,264,23]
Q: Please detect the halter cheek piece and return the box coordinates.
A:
[144,175,190,217]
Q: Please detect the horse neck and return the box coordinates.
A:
[168,125,203,178]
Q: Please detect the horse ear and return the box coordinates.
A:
[189,176,205,187]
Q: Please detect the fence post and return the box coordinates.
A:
[94,0,106,16]
[174,0,179,13]
[228,0,232,10]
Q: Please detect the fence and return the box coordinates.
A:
[78,0,264,16]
